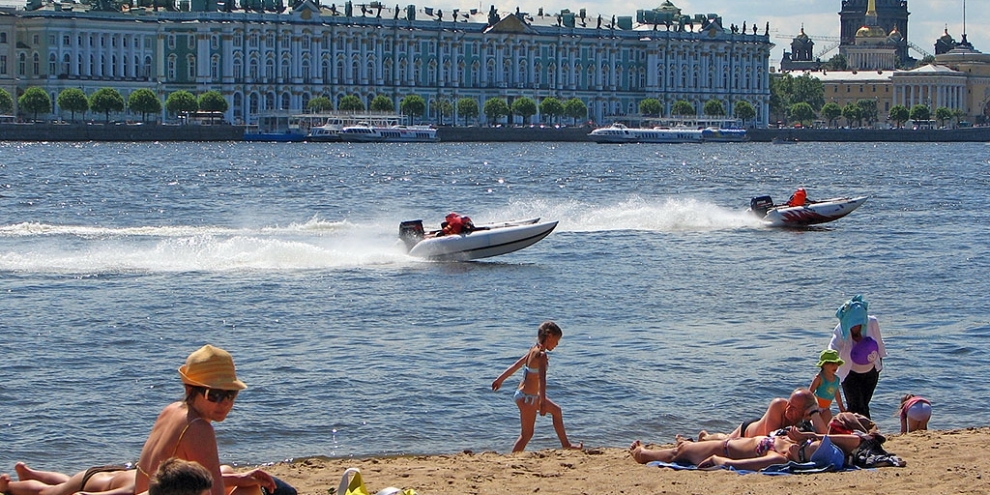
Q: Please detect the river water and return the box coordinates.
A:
[1,140,988,472]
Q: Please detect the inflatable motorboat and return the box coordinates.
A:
[749,195,868,227]
[398,218,557,261]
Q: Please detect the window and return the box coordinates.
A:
[187,55,196,78]
[33,34,39,45]
[211,55,220,80]
[211,35,219,50]
[18,53,25,76]
[167,55,176,80]
[168,35,175,49]
[0,55,6,75]
[187,35,195,50]
[49,53,56,75]
[33,53,39,76]
[0,32,6,44]
[63,35,70,46]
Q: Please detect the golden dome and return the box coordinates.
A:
[856,25,887,38]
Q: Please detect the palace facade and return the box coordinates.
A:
[0,0,773,126]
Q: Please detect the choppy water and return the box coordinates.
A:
[1,140,988,473]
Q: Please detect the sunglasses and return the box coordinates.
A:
[204,388,238,403]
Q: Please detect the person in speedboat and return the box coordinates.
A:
[786,187,809,207]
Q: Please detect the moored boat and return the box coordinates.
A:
[398,218,557,261]
[749,195,868,227]
[588,123,704,143]
[701,127,749,142]
[340,123,439,143]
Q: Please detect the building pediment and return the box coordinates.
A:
[290,0,321,20]
[484,14,539,34]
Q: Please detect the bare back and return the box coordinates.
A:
[134,402,224,495]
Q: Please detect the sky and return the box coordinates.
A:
[2,0,984,68]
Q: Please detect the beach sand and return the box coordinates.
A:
[262,427,989,495]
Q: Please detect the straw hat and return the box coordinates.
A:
[178,344,247,390]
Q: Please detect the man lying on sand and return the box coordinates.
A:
[699,388,827,441]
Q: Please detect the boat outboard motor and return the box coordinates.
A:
[399,220,425,251]
[750,196,774,217]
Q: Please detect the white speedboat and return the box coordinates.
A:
[749,195,868,227]
[398,218,557,261]
[588,123,704,144]
[340,123,439,143]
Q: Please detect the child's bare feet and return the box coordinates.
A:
[565,441,583,450]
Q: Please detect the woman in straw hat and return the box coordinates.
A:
[133,345,277,495]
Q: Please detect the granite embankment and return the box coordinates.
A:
[3,122,989,142]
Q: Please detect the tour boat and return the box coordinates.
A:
[339,123,439,143]
[588,123,704,143]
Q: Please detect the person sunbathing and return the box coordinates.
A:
[0,463,134,495]
[630,428,861,471]
[699,388,827,441]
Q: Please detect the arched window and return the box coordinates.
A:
[49,53,57,76]
[62,54,70,75]
[187,55,196,79]
[280,58,290,80]
[167,55,176,80]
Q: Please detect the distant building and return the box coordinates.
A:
[839,0,909,64]
[0,0,773,126]
[780,28,822,72]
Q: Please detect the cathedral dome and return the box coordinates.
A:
[886,26,903,43]
[856,24,887,39]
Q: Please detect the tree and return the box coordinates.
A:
[198,90,228,118]
[399,94,426,120]
[370,95,394,112]
[89,88,125,123]
[920,55,936,66]
[934,106,953,128]
[0,88,13,115]
[308,96,333,113]
[457,97,479,126]
[165,90,198,120]
[769,73,793,124]
[888,105,910,128]
[510,96,537,125]
[127,89,161,122]
[841,102,862,127]
[639,98,662,117]
[820,102,842,128]
[539,97,564,124]
[483,97,509,126]
[824,54,848,71]
[856,98,878,126]
[671,100,694,117]
[435,98,454,125]
[563,98,587,124]
[57,88,89,122]
[789,102,815,126]
[338,94,365,112]
[733,100,755,125]
[703,99,726,117]
[792,73,825,111]
[909,104,931,123]
[18,87,51,121]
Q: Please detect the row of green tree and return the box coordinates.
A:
[0,86,229,123]
[770,72,966,128]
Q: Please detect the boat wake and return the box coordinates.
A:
[1,198,763,274]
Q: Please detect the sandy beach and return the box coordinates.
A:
[261,427,990,495]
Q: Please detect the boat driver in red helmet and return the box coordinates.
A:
[787,187,808,207]
[440,212,477,236]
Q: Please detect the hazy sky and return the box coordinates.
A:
[2,0,983,67]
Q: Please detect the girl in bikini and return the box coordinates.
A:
[492,321,583,452]
[132,345,278,495]
[810,349,846,425]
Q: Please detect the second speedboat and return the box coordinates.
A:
[398,218,557,261]
[749,195,868,227]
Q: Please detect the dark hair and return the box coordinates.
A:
[537,321,562,343]
[149,458,213,495]
[184,385,206,404]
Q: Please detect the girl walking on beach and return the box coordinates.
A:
[492,321,583,452]
[810,349,846,425]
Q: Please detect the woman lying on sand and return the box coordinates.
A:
[629,428,862,471]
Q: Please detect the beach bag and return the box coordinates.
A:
[337,468,416,495]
